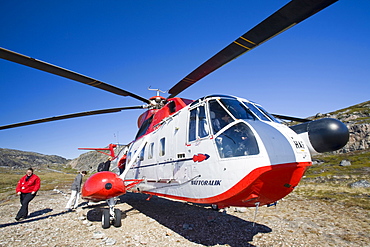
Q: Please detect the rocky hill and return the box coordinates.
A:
[312,100,370,153]
[0,148,69,168]
[66,144,127,172]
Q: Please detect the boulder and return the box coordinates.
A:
[349,180,370,188]
[339,160,351,166]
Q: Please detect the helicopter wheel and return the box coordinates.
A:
[211,204,219,211]
[113,208,122,227]
[102,209,110,229]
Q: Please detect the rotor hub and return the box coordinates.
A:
[149,96,167,109]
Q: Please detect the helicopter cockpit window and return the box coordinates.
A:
[198,106,209,138]
[188,105,210,142]
[243,102,271,122]
[255,104,280,123]
[219,99,256,121]
[215,122,259,158]
[209,99,234,134]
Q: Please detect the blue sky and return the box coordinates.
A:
[0,0,369,159]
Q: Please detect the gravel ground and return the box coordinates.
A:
[0,188,369,247]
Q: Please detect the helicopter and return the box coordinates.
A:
[0,0,350,229]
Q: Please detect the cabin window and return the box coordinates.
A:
[159,137,165,156]
[139,144,146,161]
[188,106,210,142]
[127,152,132,164]
[188,109,197,142]
[148,142,154,159]
[215,122,259,158]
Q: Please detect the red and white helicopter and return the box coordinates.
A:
[0,0,348,229]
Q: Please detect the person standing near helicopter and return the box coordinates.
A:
[97,157,112,172]
[117,152,127,175]
[15,168,41,221]
[65,170,87,211]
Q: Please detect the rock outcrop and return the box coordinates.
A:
[311,101,370,154]
[343,123,370,152]
[66,144,127,172]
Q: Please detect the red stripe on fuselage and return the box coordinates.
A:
[144,162,311,208]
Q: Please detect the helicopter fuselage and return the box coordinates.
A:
[122,95,312,208]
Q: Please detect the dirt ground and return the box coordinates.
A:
[0,188,369,247]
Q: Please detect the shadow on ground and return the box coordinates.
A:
[104,193,271,247]
[0,208,71,228]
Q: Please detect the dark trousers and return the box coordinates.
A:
[16,193,36,219]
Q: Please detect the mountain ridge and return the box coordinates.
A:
[0,148,69,168]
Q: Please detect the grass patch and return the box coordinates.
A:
[295,150,370,210]
[37,170,79,191]
[295,182,370,210]
[307,150,370,178]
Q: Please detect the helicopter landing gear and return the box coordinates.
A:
[101,197,122,229]
[101,208,110,229]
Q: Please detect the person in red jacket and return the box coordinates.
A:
[117,153,127,175]
[15,167,41,221]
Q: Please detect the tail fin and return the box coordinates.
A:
[78,143,117,159]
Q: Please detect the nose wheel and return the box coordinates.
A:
[101,197,122,229]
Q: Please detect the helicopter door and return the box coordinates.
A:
[186,105,211,179]
[188,105,209,142]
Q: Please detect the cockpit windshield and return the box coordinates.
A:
[208,98,257,134]
[215,122,259,158]
[243,101,279,123]
[219,99,256,120]
[187,96,261,158]
[255,104,280,123]
[243,102,270,121]
[207,97,279,126]
[207,98,260,158]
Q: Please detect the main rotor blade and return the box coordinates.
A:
[272,114,310,122]
[0,106,145,130]
[168,0,338,98]
[0,47,150,104]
